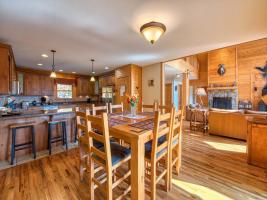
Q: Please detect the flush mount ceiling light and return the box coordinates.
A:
[37,63,43,66]
[41,54,48,58]
[90,59,95,82]
[140,21,166,44]
[50,50,57,78]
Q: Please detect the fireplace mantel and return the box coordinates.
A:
[207,86,237,91]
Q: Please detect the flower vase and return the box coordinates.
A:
[130,105,137,117]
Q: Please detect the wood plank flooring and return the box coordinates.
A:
[0,123,267,200]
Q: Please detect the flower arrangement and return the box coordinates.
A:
[126,94,140,107]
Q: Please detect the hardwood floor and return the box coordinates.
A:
[1,123,267,200]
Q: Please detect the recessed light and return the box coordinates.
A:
[72,72,76,74]
[37,63,43,66]
[59,69,63,72]
[41,54,48,58]
[92,71,95,74]
[105,67,109,70]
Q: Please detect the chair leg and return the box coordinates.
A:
[61,123,65,145]
[164,154,170,192]
[107,175,113,200]
[11,128,16,165]
[151,164,156,200]
[48,124,52,155]
[89,158,95,200]
[31,126,36,159]
[169,150,173,191]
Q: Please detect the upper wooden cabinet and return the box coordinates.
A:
[40,75,54,96]
[77,77,91,96]
[0,43,16,94]
[24,73,54,96]
[98,74,115,88]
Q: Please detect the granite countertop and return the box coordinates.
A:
[0,108,75,120]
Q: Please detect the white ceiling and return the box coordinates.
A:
[0,0,267,75]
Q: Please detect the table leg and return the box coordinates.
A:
[131,137,145,200]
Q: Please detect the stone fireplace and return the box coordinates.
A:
[208,89,238,110]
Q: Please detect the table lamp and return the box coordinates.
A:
[195,88,207,107]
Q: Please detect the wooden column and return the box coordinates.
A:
[181,71,189,108]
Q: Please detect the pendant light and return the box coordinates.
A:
[90,59,95,82]
[140,21,166,44]
[50,50,57,78]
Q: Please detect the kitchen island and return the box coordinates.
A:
[0,108,77,167]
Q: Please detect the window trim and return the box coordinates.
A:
[56,83,73,99]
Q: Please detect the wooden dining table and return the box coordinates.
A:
[107,112,155,200]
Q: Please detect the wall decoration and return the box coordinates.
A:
[217,64,226,76]
[120,85,126,96]
[148,79,154,87]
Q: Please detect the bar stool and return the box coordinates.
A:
[10,121,36,165]
[48,120,68,155]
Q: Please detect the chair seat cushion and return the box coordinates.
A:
[95,142,131,166]
[145,135,167,159]
[93,140,104,149]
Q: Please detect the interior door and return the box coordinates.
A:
[115,76,130,111]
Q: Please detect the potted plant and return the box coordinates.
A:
[126,94,140,117]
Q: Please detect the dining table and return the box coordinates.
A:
[106,112,156,200]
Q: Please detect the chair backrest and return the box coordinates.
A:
[87,113,112,171]
[151,107,175,161]
[109,102,123,113]
[76,107,90,139]
[171,107,184,146]
[92,103,109,116]
[141,101,159,112]
[158,103,174,114]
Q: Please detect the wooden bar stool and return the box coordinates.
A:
[10,121,36,165]
[48,120,68,155]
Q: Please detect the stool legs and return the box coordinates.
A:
[11,128,16,165]
[48,124,52,155]
[31,126,36,159]
[48,121,68,155]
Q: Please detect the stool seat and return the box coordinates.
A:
[10,121,36,129]
[10,122,36,165]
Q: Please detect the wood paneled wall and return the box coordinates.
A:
[237,39,267,108]
[208,47,237,85]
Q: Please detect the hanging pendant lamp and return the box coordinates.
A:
[90,59,95,82]
[50,50,57,78]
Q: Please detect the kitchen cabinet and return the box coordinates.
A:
[40,75,54,96]
[0,43,16,94]
[77,77,90,96]
[98,74,115,88]
[24,73,41,96]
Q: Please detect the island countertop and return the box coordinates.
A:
[0,108,75,120]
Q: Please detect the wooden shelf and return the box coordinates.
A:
[207,86,237,91]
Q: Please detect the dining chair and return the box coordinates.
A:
[87,113,131,200]
[168,107,184,190]
[76,109,104,181]
[141,101,159,113]
[144,108,175,200]
[158,103,174,114]
[109,102,123,113]
[92,103,109,116]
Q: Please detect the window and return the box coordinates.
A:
[57,84,73,98]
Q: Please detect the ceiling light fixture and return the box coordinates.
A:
[59,69,63,72]
[90,59,95,82]
[37,63,43,66]
[140,21,166,44]
[42,54,48,58]
[105,67,109,70]
[50,50,57,78]
[72,71,76,74]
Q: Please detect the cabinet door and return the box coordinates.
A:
[0,47,10,94]
[24,73,41,95]
[41,75,54,96]
[77,78,89,96]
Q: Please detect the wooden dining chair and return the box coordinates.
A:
[92,103,109,116]
[141,101,159,113]
[168,107,184,190]
[144,108,175,200]
[76,109,104,181]
[109,102,123,113]
[158,103,174,114]
[87,113,131,200]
